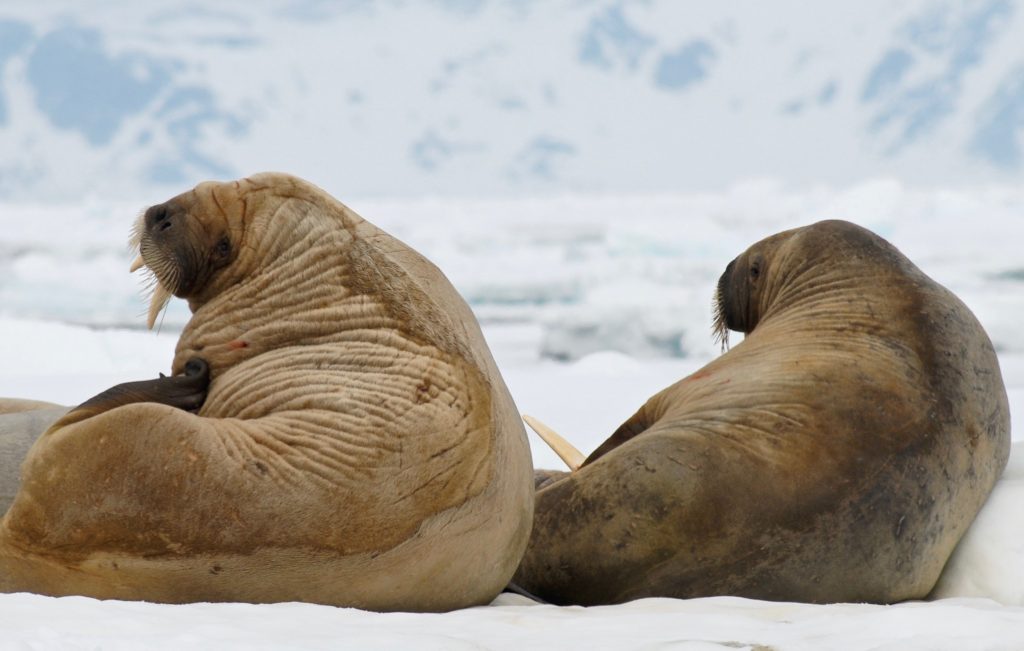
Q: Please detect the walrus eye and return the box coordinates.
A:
[214,236,232,260]
[750,262,760,280]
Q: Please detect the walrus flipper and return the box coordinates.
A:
[582,405,652,466]
[52,358,210,428]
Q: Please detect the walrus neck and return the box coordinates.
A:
[754,250,866,331]
[748,265,787,333]
[183,197,339,312]
[759,269,885,337]
[172,218,400,378]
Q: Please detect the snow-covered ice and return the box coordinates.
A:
[3,591,1024,650]
[1,184,1023,649]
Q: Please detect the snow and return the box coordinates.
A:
[933,442,1024,605]
[3,592,1024,650]
[2,185,1024,648]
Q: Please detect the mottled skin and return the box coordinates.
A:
[515,220,1010,606]
[0,173,534,611]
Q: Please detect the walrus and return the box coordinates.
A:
[515,219,1010,605]
[0,400,67,515]
[0,173,534,612]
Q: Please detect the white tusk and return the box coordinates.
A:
[523,414,585,471]
[146,282,172,330]
[129,254,145,273]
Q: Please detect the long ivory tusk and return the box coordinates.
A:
[523,414,585,471]
[147,282,172,330]
[129,255,145,273]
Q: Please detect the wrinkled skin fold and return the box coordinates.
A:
[514,220,1010,606]
[0,173,534,612]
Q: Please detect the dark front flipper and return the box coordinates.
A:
[534,469,569,490]
[582,404,651,467]
[52,358,210,428]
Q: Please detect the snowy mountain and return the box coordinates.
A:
[1,0,1024,201]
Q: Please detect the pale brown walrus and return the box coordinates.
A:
[0,172,534,611]
[516,219,1010,605]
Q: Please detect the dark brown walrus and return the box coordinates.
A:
[0,173,534,611]
[515,219,1010,605]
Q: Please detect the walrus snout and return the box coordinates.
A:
[133,200,190,329]
[143,201,191,239]
[145,204,174,232]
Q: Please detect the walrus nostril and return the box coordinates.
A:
[145,204,172,232]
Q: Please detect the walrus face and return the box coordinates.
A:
[712,228,802,349]
[712,250,765,349]
[130,180,250,329]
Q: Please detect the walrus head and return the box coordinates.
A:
[712,220,901,350]
[132,203,225,328]
[129,177,277,329]
[713,241,771,350]
[712,227,821,349]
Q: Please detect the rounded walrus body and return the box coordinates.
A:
[515,220,1010,605]
[0,173,534,611]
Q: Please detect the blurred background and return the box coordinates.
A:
[2,1,1024,199]
[0,1,1021,456]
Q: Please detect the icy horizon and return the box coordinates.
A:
[1,177,1020,362]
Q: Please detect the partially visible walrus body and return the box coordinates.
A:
[515,220,1010,605]
[0,401,67,515]
[0,173,534,611]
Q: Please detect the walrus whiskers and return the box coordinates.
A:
[131,249,176,330]
[712,295,729,351]
[522,414,584,471]
[712,259,732,351]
